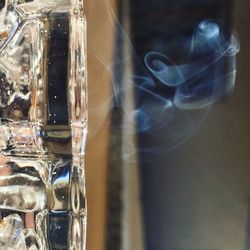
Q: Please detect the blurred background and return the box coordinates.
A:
[85,0,250,250]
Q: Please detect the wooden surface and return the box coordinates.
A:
[85,1,118,250]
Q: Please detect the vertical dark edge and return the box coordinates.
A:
[105,0,125,249]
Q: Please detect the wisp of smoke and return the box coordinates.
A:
[144,20,240,110]
[88,0,240,161]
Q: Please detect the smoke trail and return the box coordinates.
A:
[87,0,240,161]
[145,20,240,110]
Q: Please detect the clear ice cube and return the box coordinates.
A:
[0,0,87,249]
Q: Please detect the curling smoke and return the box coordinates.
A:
[87,0,240,160]
[145,20,240,110]
[127,20,240,159]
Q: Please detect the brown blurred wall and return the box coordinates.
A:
[85,1,118,250]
